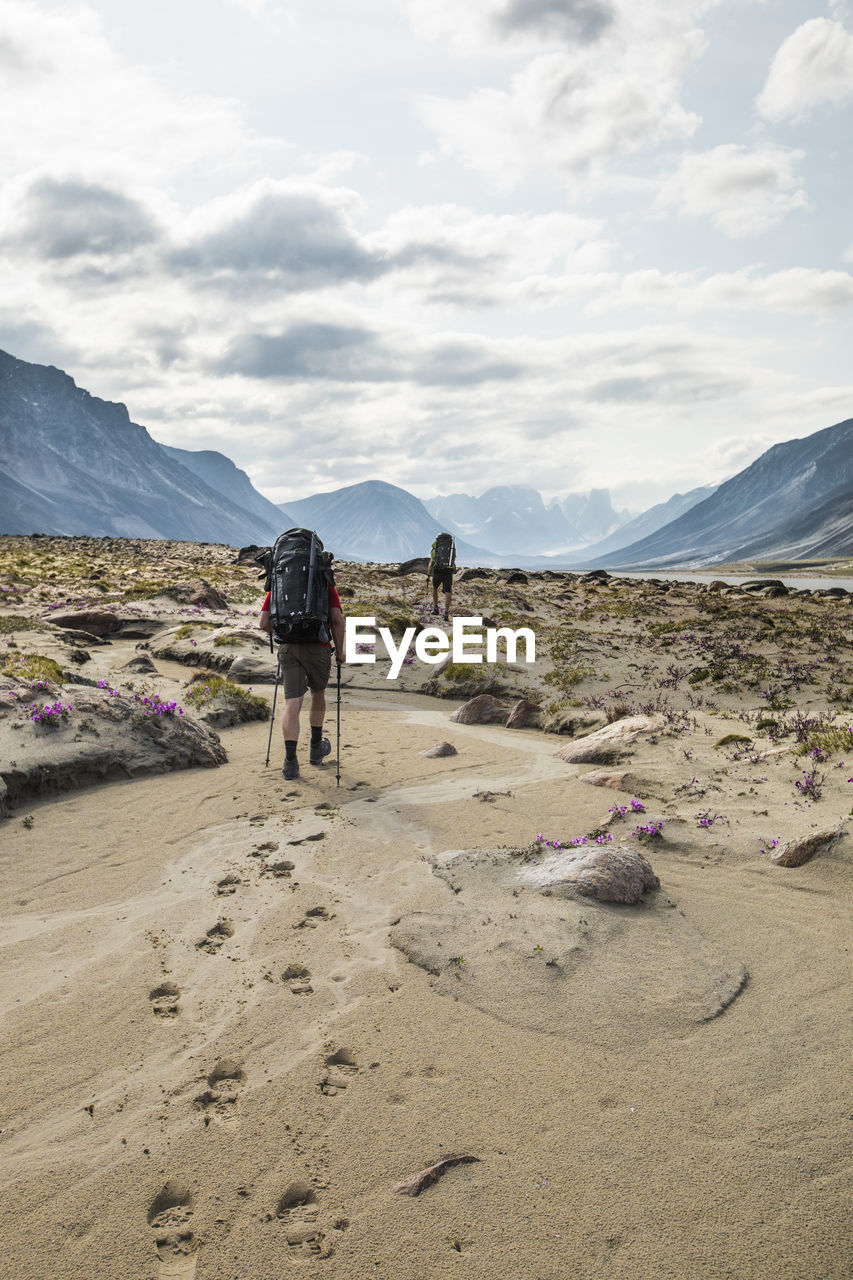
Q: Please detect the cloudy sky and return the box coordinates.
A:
[1,0,852,509]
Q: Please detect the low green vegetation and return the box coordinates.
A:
[714,734,752,749]
[0,615,40,635]
[2,653,65,683]
[173,622,217,641]
[441,661,502,682]
[184,676,268,715]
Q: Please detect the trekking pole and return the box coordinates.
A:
[265,661,281,767]
[335,660,341,787]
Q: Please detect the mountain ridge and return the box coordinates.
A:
[0,349,289,545]
[587,418,853,569]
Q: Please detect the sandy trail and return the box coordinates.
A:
[0,669,851,1280]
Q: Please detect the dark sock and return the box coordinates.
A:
[310,725,323,745]
[285,740,297,760]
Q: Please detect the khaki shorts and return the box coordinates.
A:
[278,642,332,699]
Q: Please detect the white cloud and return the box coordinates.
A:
[757,17,853,120]
[0,0,276,188]
[368,203,612,308]
[417,0,709,185]
[657,144,808,236]
[407,0,615,52]
[589,267,853,314]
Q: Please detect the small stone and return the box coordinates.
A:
[420,741,458,757]
[121,654,159,674]
[580,770,632,790]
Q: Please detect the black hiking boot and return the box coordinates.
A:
[282,757,299,780]
[309,736,331,765]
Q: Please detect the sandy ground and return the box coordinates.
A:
[0,539,852,1279]
[1,647,851,1279]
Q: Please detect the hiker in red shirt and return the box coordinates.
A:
[260,580,345,781]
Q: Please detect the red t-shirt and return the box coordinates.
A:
[262,585,341,645]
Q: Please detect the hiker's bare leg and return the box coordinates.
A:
[281,694,304,741]
[444,590,452,616]
[432,588,439,611]
[309,688,326,727]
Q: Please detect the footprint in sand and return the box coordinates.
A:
[250,840,280,858]
[196,919,235,953]
[319,1047,358,1097]
[276,1182,330,1258]
[282,963,313,995]
[264,860,296,879]
[215,874,242,897]
[287,831,326,847]
[193,1059,246,1125]
[147,1181,198,1278]
[149,982,181,1018]
[294,906,334,930]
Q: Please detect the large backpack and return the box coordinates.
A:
[433,532,455,570]
[260,528,335,644]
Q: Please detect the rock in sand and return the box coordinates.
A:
[770,829,838,867]
[555,714,665,764]
[505,699,542,730]
[516,842,660,904]
[450,695,510,725]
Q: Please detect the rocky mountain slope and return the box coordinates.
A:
[728,485,853,561]
[0,349,288,545]
[576,483,717,560]
[589,418,853,568]
[160,445,294,533]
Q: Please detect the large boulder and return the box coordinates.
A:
[505,699,542,730]
[45,610,121,638]
[449,695,510,725]
[516,842,660,904]
[395,557,431,576]
[555,715,665,764]
[227,654,277,684]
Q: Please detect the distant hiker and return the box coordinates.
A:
[427,532,456,621]
[258,529,345,781]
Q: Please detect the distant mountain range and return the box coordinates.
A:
[424,486,632,556]
[281,480,501,564]
[1,348,850,566]
[425,486,584,555]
